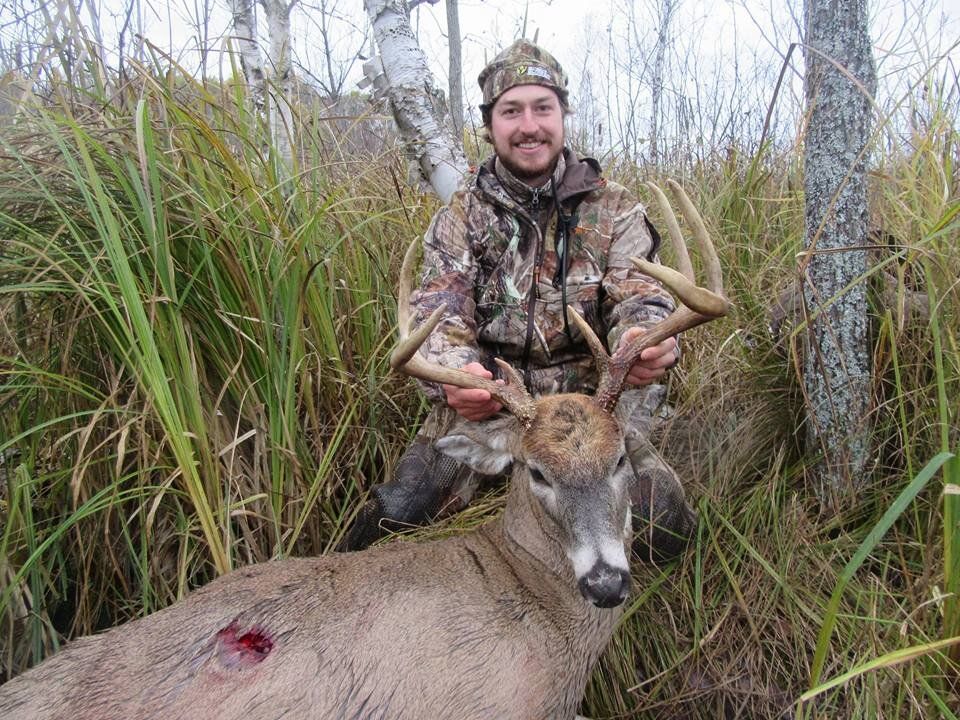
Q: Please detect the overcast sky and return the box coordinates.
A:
[120,0,958,113]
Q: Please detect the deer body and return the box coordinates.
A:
[0,540,618,720]
[0,397,631,720]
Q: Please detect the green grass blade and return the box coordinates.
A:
[808,451,954,687]
[800,635,960,705]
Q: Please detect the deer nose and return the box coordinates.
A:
[577,563,631,608]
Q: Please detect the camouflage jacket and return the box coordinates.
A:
[411,148,675,399]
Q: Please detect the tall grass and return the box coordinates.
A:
[0,64,429,672]
[0,50,958,719]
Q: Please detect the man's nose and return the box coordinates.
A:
[518,108,538,132]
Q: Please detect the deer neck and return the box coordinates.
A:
[491,473,625,689]
[497,475,577,597]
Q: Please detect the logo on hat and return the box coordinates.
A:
[524,65,553,81]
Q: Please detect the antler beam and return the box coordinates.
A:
[390,238,537,427]
[588,180,730,412]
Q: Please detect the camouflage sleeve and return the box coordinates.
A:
[601,191,677,354]
[408,196,483,400]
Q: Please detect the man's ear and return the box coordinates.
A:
[434,415,517,475]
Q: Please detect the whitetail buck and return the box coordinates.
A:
[0,180,727,720]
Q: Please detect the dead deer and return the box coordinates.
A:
[0,181,727,720]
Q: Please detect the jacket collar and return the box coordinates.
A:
[493,153,566,206]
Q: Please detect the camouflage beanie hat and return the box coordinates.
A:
[477,39,569,109]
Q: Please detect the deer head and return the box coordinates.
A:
[390,180,728,608]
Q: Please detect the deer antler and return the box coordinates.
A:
[574,180,730,413]
[390,238,538,428]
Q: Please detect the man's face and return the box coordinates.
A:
[489,84,564,187]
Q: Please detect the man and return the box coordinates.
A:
[340,39,695,561]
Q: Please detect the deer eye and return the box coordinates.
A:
[616,454,629,471]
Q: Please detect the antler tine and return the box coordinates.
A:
[668,179,723,295]
[593,182,729,413]
[644,181,694,282]
[634,180,727,315]
[566,306,611,379]
[389,239,537,427]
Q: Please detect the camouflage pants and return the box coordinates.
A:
[338,387,696,561]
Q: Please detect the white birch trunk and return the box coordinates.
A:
[802,0,876,504]
[228,0,266,113]
[264,0,295,167]
[363,0,468,203]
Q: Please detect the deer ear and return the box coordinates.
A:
[434,417,516,475]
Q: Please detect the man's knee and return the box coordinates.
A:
[626,436,697,564]
[338,433,471,551]
[374,440,460,524]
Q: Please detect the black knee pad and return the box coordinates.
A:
[631,467,697,564]
[337,440,467,552]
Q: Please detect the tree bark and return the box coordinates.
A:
[445,0,463,140]
[363,0,467,202]
[801,0,876,504]
[264,0,295,167]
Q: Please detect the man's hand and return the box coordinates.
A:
[443,362,504,421]
[620,328,679,386]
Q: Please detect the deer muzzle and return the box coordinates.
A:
[577,562,631,608]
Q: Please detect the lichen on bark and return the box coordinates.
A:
[801,0,877,503]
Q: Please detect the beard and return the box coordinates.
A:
[497,149,561,184]
[492,130,564,186]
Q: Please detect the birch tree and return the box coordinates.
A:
[363,0,467,202]
[264,0,295,164]
[228,0,294,166]
[801,0,876,504]
[229,0,266,113]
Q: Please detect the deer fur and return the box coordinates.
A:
[0,395,633,720]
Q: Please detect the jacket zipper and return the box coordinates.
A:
[521,189,546,384]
